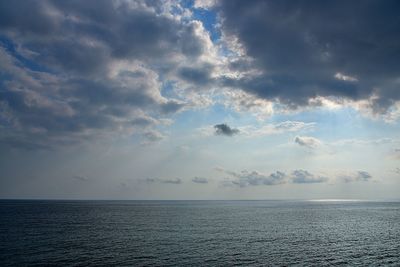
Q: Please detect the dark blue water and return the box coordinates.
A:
[0,200,399,266]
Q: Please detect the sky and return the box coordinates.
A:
[0,0,400,200]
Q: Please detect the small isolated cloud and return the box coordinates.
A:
[294,136,322,149]
[356,171,372,181]
[142,130,165,144]
[72,175,89,182]
[162,178,182,184]
[340,171,373,183]
[192,177,208,184]
[214,123,239,136]
[144,177,182,184]
[334,72,358,82]
[291,170,328,184]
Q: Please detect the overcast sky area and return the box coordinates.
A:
[1,0,400,200]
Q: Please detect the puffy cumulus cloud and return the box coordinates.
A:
[215,0,400,116]
[339,171,373,183]
[294,136,322,149]
[192,177,208,184]
[214,123,239,136]
[222,169,286,187]
[291,170,328,184]
[0,0,216,149]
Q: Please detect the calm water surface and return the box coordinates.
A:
[0,200,399,266]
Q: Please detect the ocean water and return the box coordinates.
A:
[0,200,399,266]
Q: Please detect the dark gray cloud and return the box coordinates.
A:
[217,0,400,111]
[192,177,208,184]
[0,0,206,75]
[177,64,214,86]
[214,123,239,136]
[291,170,328,184]
[0,0,211,149]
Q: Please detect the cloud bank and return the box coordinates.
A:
[215,0,400,113]
[220,168,373,187]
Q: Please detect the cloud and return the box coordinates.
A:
[142,130,165,144]
[339,171,373,183]
[72,175,89,182]
[238,121,315,138]
[177,65,214,86]
[161,178,182,184]
[356,171,372,181]
[395,168,400,174]
[291,170,328,184]
[294,136,322,149]
[0,0,214,149]
[144,177,182,184]
[219,168,333,186]
[192,177,208,184]
[214,123,239,136]
[332,138,397,147]
[222,169,286,187]
[216,0,400,114]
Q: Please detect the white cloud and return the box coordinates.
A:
[334,72,358,82]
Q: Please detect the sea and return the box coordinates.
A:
[0,200,399,266]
